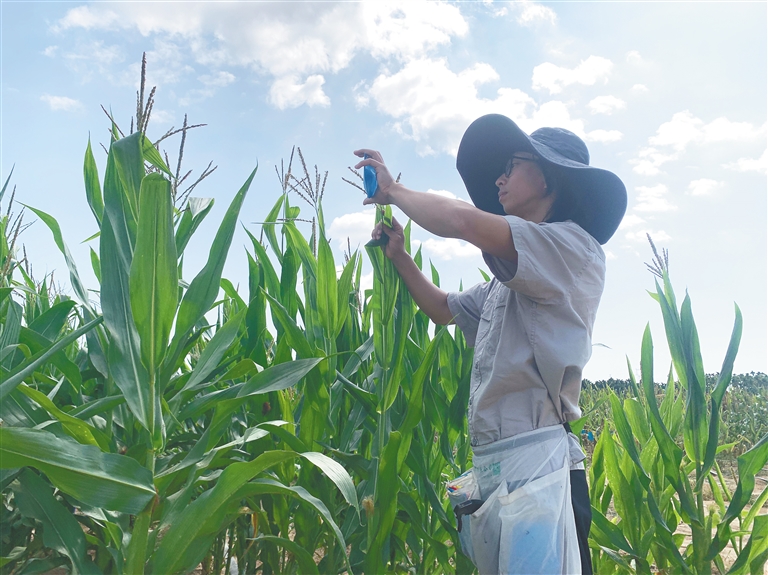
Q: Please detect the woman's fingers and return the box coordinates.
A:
[353,149,383,162]
[354,157,382,171]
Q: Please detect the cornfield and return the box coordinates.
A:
[0,65,766,575]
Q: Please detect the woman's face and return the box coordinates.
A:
[495,153,554,223]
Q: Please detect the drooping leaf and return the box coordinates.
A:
[28,300,77,341]
[253,536,319,575]
[175,197,214,256]
[13,469,101,575]
[140,134,172,176]
[16,384,108,451]
[0,427,155,514]
[23,205,91,308]
[151,451,298,575]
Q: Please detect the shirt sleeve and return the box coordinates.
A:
[446,280,493,347]
[482,217,603,304]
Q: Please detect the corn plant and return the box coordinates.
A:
[0,82,356,574]
[587,245,768,575]
[239,161,476,573]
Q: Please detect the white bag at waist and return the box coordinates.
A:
[450,424,582,575]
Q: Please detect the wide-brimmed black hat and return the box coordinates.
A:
[456,114,627,244]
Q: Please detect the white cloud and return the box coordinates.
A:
[40,94,83,112]
[649,111,766,151]
[631,84,649,92]
[365,58,618,156]
[54,2,468,108]
[54,5,119,31]
[269,75,330,109]
[482,0,508,18]
[722,149,768,174]
[149,109,175,124]
[531,56,613,95]
[199,71,235,87]
[625,229,671,243]
[687,178,722,196]
[634,184,677,212]
[367,57,536,155]
[619,214,646,229]
[630,147,678,176]
[43,45,58,57]
[626,50,643,64]
[516,1,557,25]
[530,101,586,136]
[360,272,374,293]
[703,117,766,144]
[588,95,626,115]
[426,188,468,202]
[422,238,481,260]
[585,129,623,143]
[61,40,125,82]
[328,208,377,250]
[605,250,617,260]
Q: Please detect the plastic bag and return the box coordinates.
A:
[363,153,378,197]
[447,469,481,564]
[449,425,581,574]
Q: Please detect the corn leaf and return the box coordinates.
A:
[151,451,298,575]
[173,167,255,345]
[23,205,91,309]
[13,469,101,575]
[179,357,322,421]
[680,293,707,468]
[300,451,359,514]
[262,194,285,263]
[175,197,214,256]
[366,430,402,574]
[100,213,152,434]
[0,316,102,401]
[255,536,319,575]
[83,138,104,225]
[18,327,83,391]
[244,227,280,299]
[0,427,155,514]
[110,133,144,223]
[711,432,768,557]
[28,300,77,341]
[263,291,315,358]
[173,308,245,401]
[316,230,338,339]
[140,134,172,176]
[130,172,178,375]
[237,479,352,575]
[16,384,108,451]
[725,514,768,575]
[701,304,742,488]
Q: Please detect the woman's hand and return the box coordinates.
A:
[354,149,398,205]
[371,216,407,261]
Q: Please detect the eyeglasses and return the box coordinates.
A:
[504,155,540,178]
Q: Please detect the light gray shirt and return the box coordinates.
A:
[447,216,605,447]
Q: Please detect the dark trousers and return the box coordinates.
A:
[570,469,593,575]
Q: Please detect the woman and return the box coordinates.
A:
[355,114,626,575]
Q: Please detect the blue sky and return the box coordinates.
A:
[2,1,766,381]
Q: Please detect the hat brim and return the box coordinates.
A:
[456,114,627,245]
